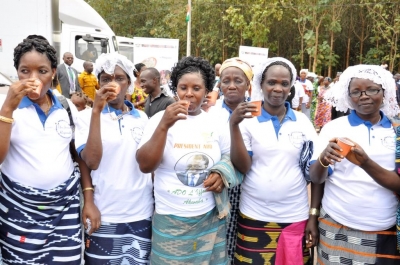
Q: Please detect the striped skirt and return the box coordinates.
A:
[151,207,228,265]
[227,184,241,263]
[318,207,400,265]
[84,218,152,264]
[0,169,82,264]
[234,212,311,265]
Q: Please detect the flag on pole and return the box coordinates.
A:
[186,5,190,22]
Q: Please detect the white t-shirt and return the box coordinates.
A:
[75,102,154,223]
[295,79,314,104]
[291,83,306,108]
[239,104,317,223]
[311,111,398,231]
[2,92,78,189]
[138,110,230,217]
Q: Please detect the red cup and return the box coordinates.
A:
[250,100,262,117]
[110,82,121,94]
[337,138,355,156]
[27,79,43,100]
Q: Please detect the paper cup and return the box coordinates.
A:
[179,100,190,110]
[337,138,355,156]
[110,82,121,94]
[28,79,43,100]
[250,100,262,117]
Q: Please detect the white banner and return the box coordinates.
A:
[239,46,269,67]
[133,37,179,86]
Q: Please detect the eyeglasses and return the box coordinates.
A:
[348,89,381,98]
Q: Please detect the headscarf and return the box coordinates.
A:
[253,57,297,93]
[324,64,399,117]
[219,57,253,82]
[94,52,135,94]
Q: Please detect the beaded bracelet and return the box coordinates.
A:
[318,154,329,168]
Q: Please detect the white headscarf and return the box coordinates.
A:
[253,57,297,93]
[94,52,135,94]
[324,64,399,117]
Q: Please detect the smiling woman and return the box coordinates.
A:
[309,65,400,264]
[230,57,318,265]
[136,56,241,264]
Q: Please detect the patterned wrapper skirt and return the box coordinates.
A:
[84,218,152,264]
[227,184,241,263]
[151,207,228,265]
[234,212,311,265]
[318,207,400,265]
[0,169,82,264]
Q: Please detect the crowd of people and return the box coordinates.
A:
[0,34,399,265]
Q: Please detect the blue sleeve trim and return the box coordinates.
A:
[76,144,86,159]
[247,151,253,157]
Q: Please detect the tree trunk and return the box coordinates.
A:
[313,24,320,72]
[328,30,334,77]
[359,26,364,64]
[346,37,350,68]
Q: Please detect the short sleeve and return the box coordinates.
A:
[296,83,305,97]
[138,111,164,149]
[74,109,91,155]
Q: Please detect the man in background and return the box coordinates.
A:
[56,52,81,98]
[78,61,99,101]
[140,68,175,118]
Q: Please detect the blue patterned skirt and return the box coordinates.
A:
[0,169,82,264]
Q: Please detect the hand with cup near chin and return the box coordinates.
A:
[3,78,39,112]
[158,101,188,130]
[93,81,120,111]
[230,101,259,127]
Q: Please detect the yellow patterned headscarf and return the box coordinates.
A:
[219,57,253,82]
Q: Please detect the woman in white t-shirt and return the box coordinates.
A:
[310,65,400,264]
[0,35,83,264]
[137,56,231,264]
[76,53,154,264]
[230,57,319,264]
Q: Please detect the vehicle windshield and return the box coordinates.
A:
[75,36,110,62]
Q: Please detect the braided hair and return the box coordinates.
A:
[260,61,293,86]
[169,56,215,94]
[13,35,57,70]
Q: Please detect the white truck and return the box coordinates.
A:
[117,36,134,62]
[0,0,118,82]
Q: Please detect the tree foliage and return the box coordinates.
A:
[86,0,400,75]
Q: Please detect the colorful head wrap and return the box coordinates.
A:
[324,64,399,117]
[219,57,253,82]
[94,52,135,94]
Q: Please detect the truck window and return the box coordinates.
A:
[75,36,109,62]
[118,46,134,62]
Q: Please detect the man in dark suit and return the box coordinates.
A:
[176,154,209,187]
[57,52,81,98]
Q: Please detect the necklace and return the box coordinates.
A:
[44,94,51,115]
[107,104,129,120]
[278,106,287,124]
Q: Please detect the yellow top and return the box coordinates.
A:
[78,71,99,100]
